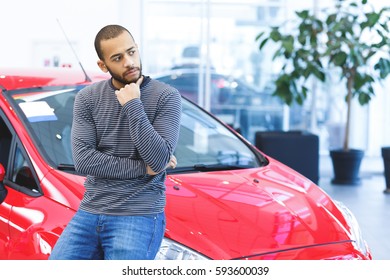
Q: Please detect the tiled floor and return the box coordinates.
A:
[318,155,390,260]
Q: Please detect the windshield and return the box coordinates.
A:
[174,100,262,172]
[8,86,265,173]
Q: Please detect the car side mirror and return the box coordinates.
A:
[0,164,7,204]
[0,164,4,181]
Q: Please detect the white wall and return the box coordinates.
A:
[0,0,143,71]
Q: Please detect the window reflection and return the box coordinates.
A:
[144,0,293,144]
[145,0,370,155]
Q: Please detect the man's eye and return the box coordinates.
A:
[112,56,121,62]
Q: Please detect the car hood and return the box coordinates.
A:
[43,169,85,210]
[45,162,354,259]
[165,162,352,260]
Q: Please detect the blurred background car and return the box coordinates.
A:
[0,67,371,260]
[153,68,284,143]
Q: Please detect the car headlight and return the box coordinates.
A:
[155,238,210,260]
[334,200,369,256]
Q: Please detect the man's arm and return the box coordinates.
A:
[147,155,177,175]
[116,78,182,174]
[71,90,147,179]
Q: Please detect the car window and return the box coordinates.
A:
[159,73,200,104]
[0,114,12,170]
[1,111,41,196]
[11,144,40,193]
[7,86,264,174]
[155,71,285,142]
[9,87,79,168]
[173,99,262,171]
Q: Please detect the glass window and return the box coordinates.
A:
[173,98,263,171]
[0,116,12,171]
[12,145,39,193]
[144,0,377,154]
[145,1,292,143]
[10,87,78,168]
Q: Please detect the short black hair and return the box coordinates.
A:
[94,24,134,60]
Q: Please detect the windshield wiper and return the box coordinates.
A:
[57,163,76,171]
[167,163,253,174]
[193,163,253,171]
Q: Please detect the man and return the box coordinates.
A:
[49,24,181,260]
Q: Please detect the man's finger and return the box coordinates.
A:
[170,155,176,165]
[170,157,177,168]
[136,75,144,86]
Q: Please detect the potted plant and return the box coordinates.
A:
[256,0,390,185]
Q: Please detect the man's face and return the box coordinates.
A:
[98,31,142,89]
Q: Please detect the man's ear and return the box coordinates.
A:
[97,60,108,73]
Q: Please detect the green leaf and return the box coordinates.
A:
[274,74,299,105]
[296,10,309,19]
[255,32,264,41]
[270,29,282,42]
[313,19,324,33]
[312,66,326,82]
[375,58,390,79]
[353,73,367,91]
[298,33,306,45]
[332,52,348,66]
[272,48,283,60]
[302,86,308,100]
[282,36,294,55]
[326,13,337,26]
[358,92,371,105]
[365,12,380,28]
[258,38,269,50]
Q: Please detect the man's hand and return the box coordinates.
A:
[115,76,144,106]
[146,155,177,175]
[166,155,177,169]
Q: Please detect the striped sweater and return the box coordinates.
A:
[71,76,181,215]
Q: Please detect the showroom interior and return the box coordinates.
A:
[1,0,389,260]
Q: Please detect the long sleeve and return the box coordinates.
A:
[71,90,147,179]
[123,88,182,173]
[73,78,180,215]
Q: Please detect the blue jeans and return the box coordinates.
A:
[49,210,165,260]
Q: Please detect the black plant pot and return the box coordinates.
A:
[255,131,319,184]
[381,147,390,194]
[330,149,364,185]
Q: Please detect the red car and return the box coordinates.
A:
[0,67,371,260]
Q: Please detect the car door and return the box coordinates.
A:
[0,112,45,259]
[0,112,13,259]
[1,137,68,259]
[0,111,67,259]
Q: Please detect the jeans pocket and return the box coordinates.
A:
[147,212,165,258]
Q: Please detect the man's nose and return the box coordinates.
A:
[124,54,135,67]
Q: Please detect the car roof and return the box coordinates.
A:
[0,67,109,91]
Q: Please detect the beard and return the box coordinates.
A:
[106,62,143,87]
